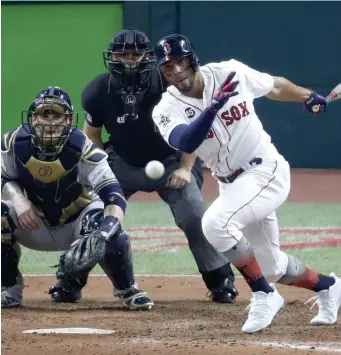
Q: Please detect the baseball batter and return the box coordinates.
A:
[1,87,153,310]
[152,34,341,333]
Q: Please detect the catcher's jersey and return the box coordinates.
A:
[152,60,281,175]
[1,126,116,227]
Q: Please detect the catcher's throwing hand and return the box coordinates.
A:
[13,197,40,230]
[167,167,191,189]
[303,91,327,114]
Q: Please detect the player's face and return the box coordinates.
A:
[112,49,148,69]
[32,112,71,150]
[161,57,196,93]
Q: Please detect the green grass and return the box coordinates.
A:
[18,202,341,275]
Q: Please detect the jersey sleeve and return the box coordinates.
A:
[81,78,105,128]
[1,129,20,183]
[77,136,117,190]
[152,99,188,148]
[232,60,274,98]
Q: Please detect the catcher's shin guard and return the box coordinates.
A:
[1,203,21,289]
[99,231,136,290]
[1,239,24,308]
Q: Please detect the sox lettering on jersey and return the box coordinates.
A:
[221,101,250,126]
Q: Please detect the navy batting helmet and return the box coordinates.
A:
[154,34,200,71]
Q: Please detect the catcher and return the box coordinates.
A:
[1,86,153,310]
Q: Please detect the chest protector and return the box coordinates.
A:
[12,126,92,227]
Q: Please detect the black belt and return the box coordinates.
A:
[215,158,263,184]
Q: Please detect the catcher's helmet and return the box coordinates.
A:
[22,86,78,159]
[154,34,200,71]
[103,28,155,89]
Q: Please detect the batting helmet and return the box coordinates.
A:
[154,34,200,71]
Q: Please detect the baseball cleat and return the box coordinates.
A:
[242,284,284,333]
[1,284,24,308]
[117,287,154,311]
[49,281,82,303]
[209,278,238,304]
[306,273,341,325]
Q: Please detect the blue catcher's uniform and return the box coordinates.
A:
[1,126,111,251]
[1,86,153,310]
[3,126,102,227]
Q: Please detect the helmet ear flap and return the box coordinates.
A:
[191,55,200,71]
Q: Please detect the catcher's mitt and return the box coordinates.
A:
[58,231,107,277]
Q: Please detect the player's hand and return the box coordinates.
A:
[13,197,40,230]
[303,91,327,114]
[167,168,191,189]
[210,71,239,112]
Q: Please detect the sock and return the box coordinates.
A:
[293,268,335,292]
[224,237,273,294]
[278,255,335,292]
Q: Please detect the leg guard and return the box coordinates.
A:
[1,202,20,288]
[99,231,154,310]
[98,231,135,291]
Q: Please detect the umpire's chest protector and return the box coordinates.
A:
[12,127,92,226]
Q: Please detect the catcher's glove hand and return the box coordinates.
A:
[60,230,108,276]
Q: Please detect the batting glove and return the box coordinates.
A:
[303,91,327,114]
[210,71,239,112]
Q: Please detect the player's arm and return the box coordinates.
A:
[1,131,39,229]
[153,73,238,154]
[167,152,197,189]
[83,121,104,149]
[266,77,311,102]
[81,84,104,149]
[79,144,127,236]
[266,76,327,113]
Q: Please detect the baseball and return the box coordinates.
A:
[145,160,165,180]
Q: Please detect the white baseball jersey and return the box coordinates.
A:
[153,59,281,175]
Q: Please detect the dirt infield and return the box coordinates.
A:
[2,170,340,354]
[130,169,341,203]
[2,276,341,355]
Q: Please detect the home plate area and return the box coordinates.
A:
[2,276,340,355]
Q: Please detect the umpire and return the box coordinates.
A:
[81,29,237,303]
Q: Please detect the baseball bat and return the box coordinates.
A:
[312,83,341,112]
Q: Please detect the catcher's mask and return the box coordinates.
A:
[22,86,78,160]
[103,28,155,90]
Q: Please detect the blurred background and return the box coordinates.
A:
[2,0,341,168]
[1,1,340,276]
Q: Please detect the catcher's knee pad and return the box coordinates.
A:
[1,241,21,287]
[99,231,135,291]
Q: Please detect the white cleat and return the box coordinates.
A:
[242,284,284,333]
[306,273,341,325]
[1,284,24,308]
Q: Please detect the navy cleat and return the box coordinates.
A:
[209,278,238,304]
[117,286,154,311]
[49,280,82,303]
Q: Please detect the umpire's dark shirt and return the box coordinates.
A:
[82,68,176,167]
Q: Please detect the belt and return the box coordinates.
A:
[214,158,263,184]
